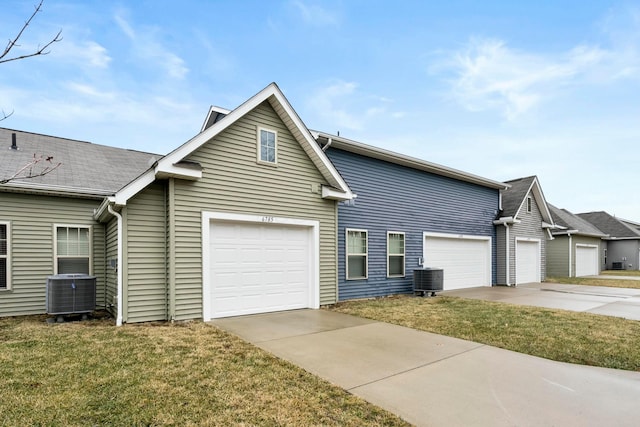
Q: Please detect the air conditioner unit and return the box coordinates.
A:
[413,268,444,297]
[612,262,625,270]
[46,274,96,315]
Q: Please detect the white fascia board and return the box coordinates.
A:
[531,178,554,225]
[268,91,352,196]
[113,169,155,206]
[321,185,353,201]
[493,217,521,225]
[314,131,509,191]
[157,83,351,197]
[155,162,202,180]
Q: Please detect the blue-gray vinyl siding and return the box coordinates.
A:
[326,149,500,301]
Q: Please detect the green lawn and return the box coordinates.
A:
[330,296,640,371]
[0,316,409,427]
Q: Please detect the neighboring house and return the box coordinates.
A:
[547,204,608,277]
[0,128,156,317]
[494,176,555,286]
[577,211,640,271]
[1,83,353,323]
[314,131,508,300]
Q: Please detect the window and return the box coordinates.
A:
[258,128,277,164]
[526,196,532,213]
[0,222,9,290]
[346,229,367,280]
[387,232,405,277]
[56,226,91,274]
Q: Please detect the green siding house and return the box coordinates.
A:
[1,83,353,323]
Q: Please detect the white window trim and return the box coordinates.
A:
[346,228,368,280]
[387,231,406,278]
[0,221,10,291]
[256,127,278,165]
[53,224,93,275]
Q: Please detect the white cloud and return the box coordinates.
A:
[55,40,111,69]
[290,0,339,26]
[435,17,640,121]
[114,12,189,80]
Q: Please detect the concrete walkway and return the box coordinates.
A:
[443,281,640,320]
[213,309,640,427]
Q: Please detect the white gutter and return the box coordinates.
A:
[321,137,332,151]
[107,204,124,327]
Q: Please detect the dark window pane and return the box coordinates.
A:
[389,256,404,276]
[58,258,90,274]
[0,258,6,289]
[348,255,366,279]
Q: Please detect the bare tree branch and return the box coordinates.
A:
[0,154,62,185]
[0,109,14,122]
[0,0,62,65]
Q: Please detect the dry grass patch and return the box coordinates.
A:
[0,316,409,427]
[330,296,640,371]
[547,276,640,289]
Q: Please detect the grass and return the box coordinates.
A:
[600,270,640,276]
[547,275,640,289]
[0,315,409,427]
[330,296,640,371]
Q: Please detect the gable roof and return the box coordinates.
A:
[312,131,508,190]
[577,211,640,239]
[499,176,553,224]
[113,83,353,206]
[0,128,157,198]
[548,204,607,238]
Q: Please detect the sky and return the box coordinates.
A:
[1,0,639,219]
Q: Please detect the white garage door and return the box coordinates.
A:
[423,234,491,290]
[516,240,540,284]
[576,245,599,277]
[206,220,313,319]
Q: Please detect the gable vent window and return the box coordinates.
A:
[258,128,277,164]
[526,197,532,213]
[0,222,9,290]
[346,229,368,280]
[56,226,91,274]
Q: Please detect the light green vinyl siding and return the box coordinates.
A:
[122,182,168,323]
[0,192,105,316]
[172,101,337,321]
[546,235,570,277]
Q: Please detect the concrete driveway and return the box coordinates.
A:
[213,309,640,427]
[443,281,640,320]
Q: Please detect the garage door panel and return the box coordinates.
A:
[516,240,540,284]
[576,246,598,277]
[424,235,491,290]
[208,221,313,319]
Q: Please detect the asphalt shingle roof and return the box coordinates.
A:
[0,128,158,196]
[500,176,536,218]
[548,204,607,237]
[577,211,640,239]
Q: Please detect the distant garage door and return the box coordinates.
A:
[576,245,599,277]
[423,233,491,290]
[203,214,318,320]
[516,239,540,284]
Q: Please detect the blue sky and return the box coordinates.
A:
[1,1,639,219]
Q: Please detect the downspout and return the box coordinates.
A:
[321,137,332,151]
[568,234,573,277]
[505,224,511,286]
[107,205,124,326]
